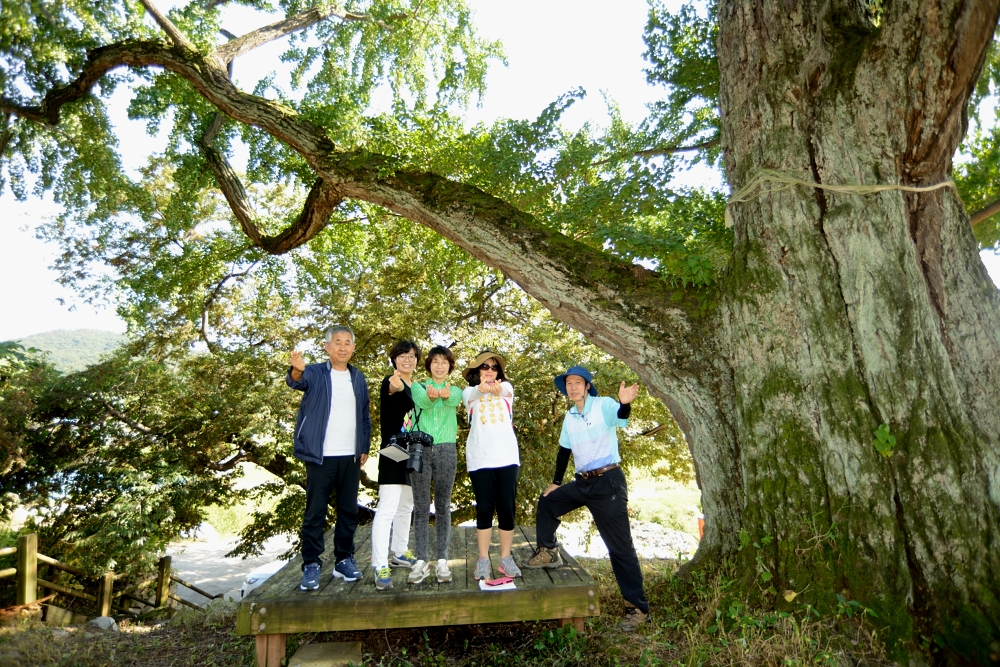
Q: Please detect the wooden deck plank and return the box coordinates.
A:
[443,521,468,590]
[465,525,486,583]
[236,526,599,636]
[320,525,372,597]
[258,525,372,601]
[487,527,502,581]
[252,553,301,600]
[561,548,597,584]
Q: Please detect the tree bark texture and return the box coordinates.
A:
[715,0,1000,662]
[5,0,1000,661]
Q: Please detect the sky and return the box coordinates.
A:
[1,0,999,341]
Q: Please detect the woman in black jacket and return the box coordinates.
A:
[370,340,421,590]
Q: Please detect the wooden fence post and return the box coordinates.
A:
[96,572,115,617]
[15,533,37,605]
[155,556,171,608]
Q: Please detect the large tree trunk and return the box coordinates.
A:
[708,0,1000,662]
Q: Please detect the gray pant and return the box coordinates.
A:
[409,442,457,562]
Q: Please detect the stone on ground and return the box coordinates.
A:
[85,616,119,632]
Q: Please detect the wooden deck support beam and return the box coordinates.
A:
[255,633,287,667]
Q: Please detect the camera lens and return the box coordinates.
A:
[407,440,423,473]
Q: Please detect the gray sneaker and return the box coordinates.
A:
[407,560,430,584]
[498,555,521,578]
[473,557,491,580]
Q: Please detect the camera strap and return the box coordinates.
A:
[400,384,431,443]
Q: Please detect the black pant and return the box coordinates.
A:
[535,467,649,613]
[301,455,361,567]
[469,464,519,530]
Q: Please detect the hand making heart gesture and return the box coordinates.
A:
[389,369,405,393]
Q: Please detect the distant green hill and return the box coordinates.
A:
[16,329,126,372]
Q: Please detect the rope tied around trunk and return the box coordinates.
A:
[724,168,956,227]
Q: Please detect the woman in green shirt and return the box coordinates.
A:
[408,346,462,584]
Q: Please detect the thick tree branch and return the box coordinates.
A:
[139,0,195,50]
[197,135,345,252]
[197,137,260,237]
[0,112,12,157]
[261,178,344,253]
[2,38,713,383]
[97,395,154,434]
[970,197,1000,226]
[216,5,405,62]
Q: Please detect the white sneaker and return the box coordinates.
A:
[407,559,430,584]
[435,559,452,583]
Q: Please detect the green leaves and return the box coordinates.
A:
[873,423,895,458]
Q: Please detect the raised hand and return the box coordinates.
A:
[618,381,639,404]
[426,384,440,400]
[290,350,306,372]
[439,382,451,400]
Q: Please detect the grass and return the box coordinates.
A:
[0,558,890,667]
[628,475,701,535]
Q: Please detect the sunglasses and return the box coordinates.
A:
[478,363,499,371]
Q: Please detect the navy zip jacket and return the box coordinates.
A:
[286,361,372,464]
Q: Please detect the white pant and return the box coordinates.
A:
[370,484,414,569]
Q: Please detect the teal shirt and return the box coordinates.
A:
[410,379,462,444]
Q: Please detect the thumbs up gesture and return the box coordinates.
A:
[290,350,306,372]
[426,384,440,400]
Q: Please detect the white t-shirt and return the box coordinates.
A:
[323,368,357,456]
[463,382,519,471]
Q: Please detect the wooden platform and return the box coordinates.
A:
[236,525,599,641]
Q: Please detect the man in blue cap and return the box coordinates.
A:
[523,365,650,632]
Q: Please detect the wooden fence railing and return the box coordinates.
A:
[0,534,221,618]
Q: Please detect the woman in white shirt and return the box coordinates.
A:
[462,351,521,581]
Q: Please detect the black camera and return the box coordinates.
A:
[387,430,434,473]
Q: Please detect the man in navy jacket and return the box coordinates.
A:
[288,325,372,590]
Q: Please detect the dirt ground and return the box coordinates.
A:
[165,529,295,605]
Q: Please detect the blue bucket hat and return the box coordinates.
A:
[554,366,598,396]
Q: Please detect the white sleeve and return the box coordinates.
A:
[500,381,514,399]
[462,386,478,410]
